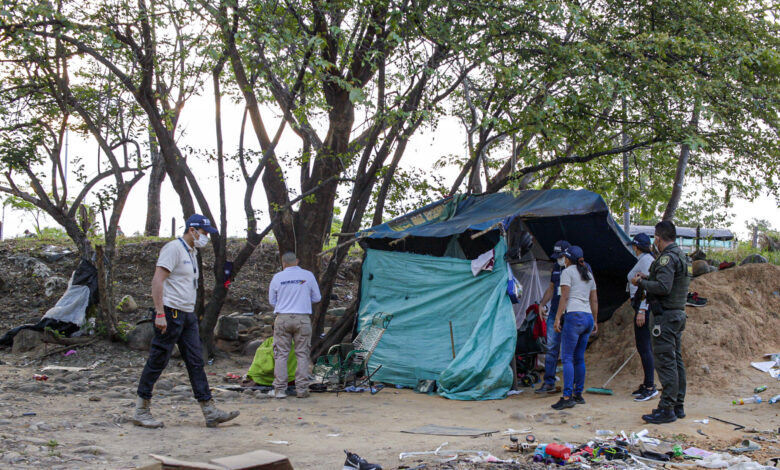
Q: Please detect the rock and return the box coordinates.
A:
[155,379,175,391]
[116,295,138,313]
[702,365,711,374]
[12,329,44,354]
[89,396,101,402]
[328,308,347,317]
[692,260,711,277]
[215,338,242,353]
[72,445,108,455]
[215,316,241,340]
[126,322,155,351]
[44,276,67,297]
[3,451,24,463]
[218,391,240,399]
[740,254,768,266]
[243,339,263,357]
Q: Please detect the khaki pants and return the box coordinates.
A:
[273,314,312,394]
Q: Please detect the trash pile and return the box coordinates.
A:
[396,426,780,470]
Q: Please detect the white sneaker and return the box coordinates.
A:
[267,389,287,399]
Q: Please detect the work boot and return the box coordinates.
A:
[199,399,240,428]
[535,383,558,394]
[674,405,686,419]
[642,407,677,424]
[132,397,164,428]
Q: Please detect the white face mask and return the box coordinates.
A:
[557,257,566,267]
[193,230,209,248]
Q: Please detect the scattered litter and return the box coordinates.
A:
[402,424,497,437]
[32,374,48,381]
[41,360,103,372]
[22,412,36,417]
[507,390,523,396]
[266,440,289,445]
[695,419,710,424]
[502,428,533,435]
[751,361,780,378]
[63,349,76,357]
[596,430,614,436]
[731,440,762,453]
[709,416,746,431]
[326,433,340,437]
[685,447,714,458]
[399,442,486,460]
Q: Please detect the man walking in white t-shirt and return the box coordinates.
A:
[133,214,239,428]
[268,252,322,399]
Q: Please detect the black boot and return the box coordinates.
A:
[674,405,685,419]
[642,407,677,424]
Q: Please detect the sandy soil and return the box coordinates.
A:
[1,349,778,470]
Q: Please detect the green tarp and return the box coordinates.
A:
[358,239,517,400]
[246,337,297,386]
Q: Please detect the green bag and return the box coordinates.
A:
[246,337,297,386]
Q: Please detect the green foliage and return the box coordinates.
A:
[117,321,133,342]
[716,242,780,266]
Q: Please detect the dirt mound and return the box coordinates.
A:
[588,263,780,390]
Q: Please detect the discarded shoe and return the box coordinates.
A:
[642,407,677,424]
[551,397,576,410]
[634,387,659,402]
[343,449,382,470]
[730,439,761,453]
[674,405,685,419]
[132,397,164,428]
[268,389,287,399]
[535,383,558,394]
[199,399,240,428]
[686,292,707,307]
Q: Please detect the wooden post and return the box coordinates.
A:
[449,321,456,359]
[171,217,176,238]
[696,225,701,251]
[752,226,758,248]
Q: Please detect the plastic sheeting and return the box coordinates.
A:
[510,260,545,326]
[246,337,297,386]
[357,239,517,400]
[42,279,90,326]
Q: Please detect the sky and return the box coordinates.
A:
[1,90,778,242]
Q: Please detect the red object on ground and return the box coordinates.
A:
[33,374,48,381]
[545,443,571,460]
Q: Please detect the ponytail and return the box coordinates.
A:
[576,258,591,281]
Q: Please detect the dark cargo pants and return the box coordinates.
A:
[651,310,686,409]
[137,306,212,402]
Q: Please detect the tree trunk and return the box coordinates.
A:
[144,131,165,236]
[663,104,700,221]
[95,245,119,340]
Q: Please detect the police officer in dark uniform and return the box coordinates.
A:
[631,220,690,424]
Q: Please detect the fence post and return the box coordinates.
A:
[752,226,758,248]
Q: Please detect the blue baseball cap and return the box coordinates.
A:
[627,233,651,249]
[550,240,571,258]
[564,245,584,263]
[186,214,218,234]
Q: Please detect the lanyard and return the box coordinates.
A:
[177,237,197,275]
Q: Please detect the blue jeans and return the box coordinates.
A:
[543,301,561,386]
[560,311,594,398]
[137,307,212,402]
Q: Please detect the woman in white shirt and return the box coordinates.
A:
[551,245,598,410]
[626,233,658,402]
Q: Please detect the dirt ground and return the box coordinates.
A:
[0,241,779,469]
[1,341,779,469]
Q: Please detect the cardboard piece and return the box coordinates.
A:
[144,450,293,470]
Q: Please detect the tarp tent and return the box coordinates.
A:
[355,189,636,400]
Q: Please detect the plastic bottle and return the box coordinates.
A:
[732,395,762,405]
[769,394,780,404]
[546,443,572,460]
[754,385,768,394]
